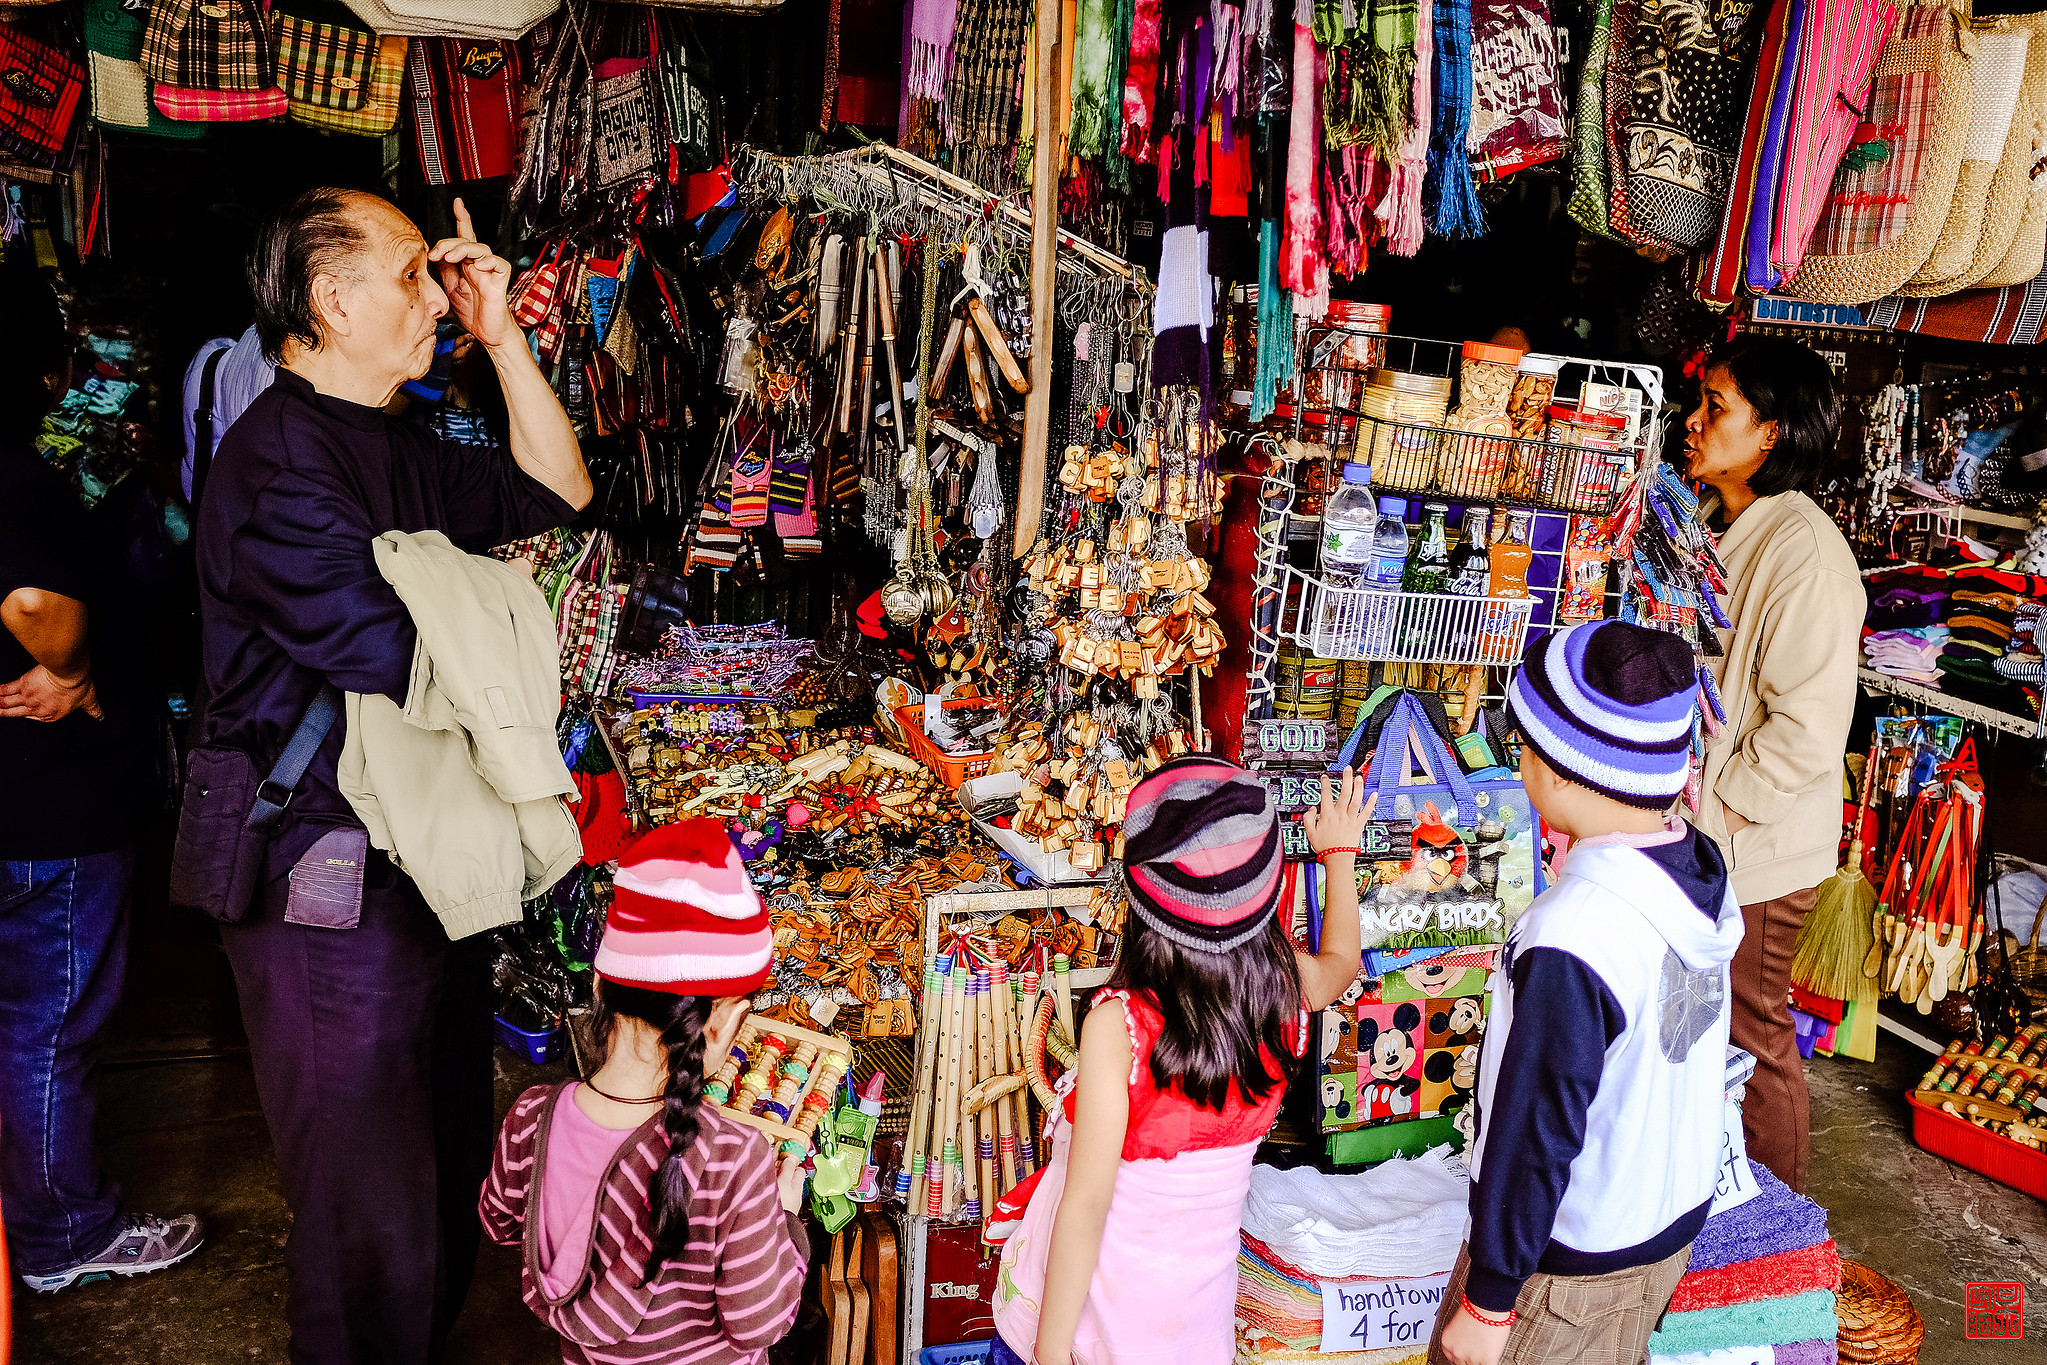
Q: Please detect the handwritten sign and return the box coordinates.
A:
[1243,718,1341,766]
[1710,1098,1760,1216]
[1318,1273,1453,1353]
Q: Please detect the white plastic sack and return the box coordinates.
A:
[1241,1146,1471,1280]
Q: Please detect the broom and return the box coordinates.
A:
[1793,740,1882,1003]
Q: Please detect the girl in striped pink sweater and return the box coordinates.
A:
[481,820,808,1365]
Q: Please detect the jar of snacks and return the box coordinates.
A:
[1443,341,1524,499]
[1506,354,1564,440]
[1360,367,1453,490]
[1544,403,1632,510]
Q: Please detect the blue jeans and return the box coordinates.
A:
[0,849,136,1275]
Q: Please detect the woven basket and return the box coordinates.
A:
[597,0,791,10]
[2015,907,2047,1015]
[341,0,558,39]
[1952,12,2047,288]
[1900,20,2031,294]
[1789,2,1979,305]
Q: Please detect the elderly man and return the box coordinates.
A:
[195,188,589,1363]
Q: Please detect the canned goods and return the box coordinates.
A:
[1273,644,1339,720]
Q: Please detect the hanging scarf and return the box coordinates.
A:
[1375,0,1432,255]
[1121,0,1164,160]
[950,0,1031,148]
[906,0,960,106]
[1322,142,1379,277]
[1280,0,1329,316]
[1070,0,1118,156]
[1365,0,1420,151]
[1251,214,1296,421]
[1565,0,1623,240]
[1467,0,1564,179]
[1423,0,1482,236]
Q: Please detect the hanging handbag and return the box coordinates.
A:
[272,2,404,136]
[341,0,559,40]
[141,0,277,92]
[0,22,87,169]
[83,0,211,139]
[407,37,522,183]
[169,685,343,925]
[651,13,718,170]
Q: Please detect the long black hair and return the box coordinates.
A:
[1106,911,1303,1112]
[1705,335,1842,497]
[591,980,713,1273]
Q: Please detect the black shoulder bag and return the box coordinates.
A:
[169,685,342,924]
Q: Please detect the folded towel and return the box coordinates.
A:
[1650,1337,1839,1365]
[1668,1241,1842,1314]
[1687,1161,1831,1273]
[1645,1291,1838,1357]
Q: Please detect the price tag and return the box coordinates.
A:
[809,996,842,1028]
[1710,1098,1760,1216]
[1318,1272,1453,1354]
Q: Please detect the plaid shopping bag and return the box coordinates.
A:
[0,22,87,169]
[273,5,403,134]
[141,0,276,93]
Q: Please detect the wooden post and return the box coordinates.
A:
[1014,0,1062,557]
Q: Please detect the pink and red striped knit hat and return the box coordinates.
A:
[594,819,771,997]
[1120,754,1284,954]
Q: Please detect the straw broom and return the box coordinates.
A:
[1794,741,1882,1003]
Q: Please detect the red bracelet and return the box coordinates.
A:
[1315,846,1361,861]
[1461,1296,1516,1328]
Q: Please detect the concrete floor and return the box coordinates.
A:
[8,906,2046,1364]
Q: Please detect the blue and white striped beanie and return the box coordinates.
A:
[1506,621,1697,810]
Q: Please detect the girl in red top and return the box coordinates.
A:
[993,758,1368,1365]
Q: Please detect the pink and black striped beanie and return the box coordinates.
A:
[595,819,771,997]
[1120,755,1284,954]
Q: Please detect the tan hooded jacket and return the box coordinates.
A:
[1695,492,1865,905]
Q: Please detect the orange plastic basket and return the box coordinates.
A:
[891,700,998,788]
[1907,1090,2047,1200]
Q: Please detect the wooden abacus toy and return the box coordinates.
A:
[703,1016,855,1151]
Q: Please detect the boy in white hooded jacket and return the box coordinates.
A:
[1430,622,1745,1365]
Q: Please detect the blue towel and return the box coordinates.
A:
[1687,1160,1832,1274]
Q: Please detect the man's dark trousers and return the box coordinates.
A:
[223,857,495,1365]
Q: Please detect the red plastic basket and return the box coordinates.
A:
[891,701,998,788]
[1907,1090,2047,1200]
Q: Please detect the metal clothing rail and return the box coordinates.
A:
[730,142,1149,287]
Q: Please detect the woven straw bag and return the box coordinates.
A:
[596,0,790,10]
[340,0,558,39]
[1788,1,1979,305]
[1900,19,2032,294]
[1963,12,2047,287]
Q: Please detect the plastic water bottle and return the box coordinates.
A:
[1363,495,1412,654]
[1318,462,1381,653]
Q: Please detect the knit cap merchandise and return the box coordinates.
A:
[595,818,772,997]
[1120,755,1285,953]
[1506,620,1699,810]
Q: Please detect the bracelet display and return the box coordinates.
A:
[1461,1295,1517,1328]
[1315,846,1361,861]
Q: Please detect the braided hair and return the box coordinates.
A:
[592,980,713,1276]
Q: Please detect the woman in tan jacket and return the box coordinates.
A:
[1685,336,1864,1194]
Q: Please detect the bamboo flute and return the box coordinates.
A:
[990,961,1021,1188]
[1017,968,1042,1172]
[934,962,970,1217]
[901,961,944,1210]
[974,968,1000,1223]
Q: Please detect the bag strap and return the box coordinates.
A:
[247,684,342,832]
[1365,693,1479,820]
[191,343,228,509]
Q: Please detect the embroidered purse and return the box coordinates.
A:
[407,37,522,183]
[83,0,211,139]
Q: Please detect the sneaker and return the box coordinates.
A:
[20,1212,205,1293]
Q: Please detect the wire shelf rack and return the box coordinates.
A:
[1351,418,1641,516]
[1277,568,1538,665]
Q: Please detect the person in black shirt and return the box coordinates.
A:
[0,279,205,1292]
[194,189,590,1364]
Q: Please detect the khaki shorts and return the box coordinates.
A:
[1426,1241,1692,1365]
